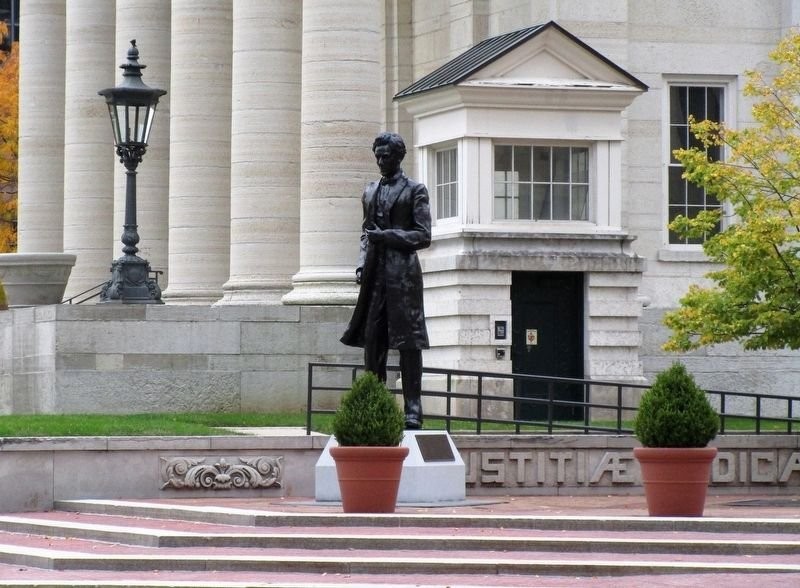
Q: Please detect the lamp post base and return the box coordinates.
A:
[99,255,163,304]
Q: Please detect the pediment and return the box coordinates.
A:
[396,21,646,100]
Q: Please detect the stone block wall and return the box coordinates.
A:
[0,304,360,415]
[640,307,800,408]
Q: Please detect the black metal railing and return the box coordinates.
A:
[306,362,800,436]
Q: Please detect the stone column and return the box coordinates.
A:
[16,0,66,254]
[383,0,415,175]
[62,0,116,299]
[282,0,383,305]
[217,0,302,305]
[114,0,170,288]
[163,0,232,304]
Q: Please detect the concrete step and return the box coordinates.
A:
[0,497,798,586]
[53,498,800,534]
[1,512,799,555]
[0,539,798,575]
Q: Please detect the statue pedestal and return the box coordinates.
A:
[316,430,465,504]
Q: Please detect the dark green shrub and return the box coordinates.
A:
[332,371,405,447]
[0,279,6,310]
[634,363,719,448]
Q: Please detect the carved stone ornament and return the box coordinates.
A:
[161,456,283,490]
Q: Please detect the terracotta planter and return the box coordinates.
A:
[330,445,409,513]
[634,446,718,516]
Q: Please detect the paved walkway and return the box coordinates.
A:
[183,491,800,519]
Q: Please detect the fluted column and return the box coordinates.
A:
[62,0,116,299]
[282,0,383,305]
[17,0,66,254]
[217,0,302,305]
[163,0,232,304]
[114,1,170,288]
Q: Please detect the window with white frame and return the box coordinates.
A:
[434,147,458,219]
[667,84,724,244]
[494,145,589,221]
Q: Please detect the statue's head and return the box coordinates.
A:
[373,132,406,177]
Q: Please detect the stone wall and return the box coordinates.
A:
[0,304,360,415]
[457,434,800,496]
[1,432,797,512]
[639,307,800,402]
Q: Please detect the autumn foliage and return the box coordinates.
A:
[0,21,18,252]
[666,31,800,351]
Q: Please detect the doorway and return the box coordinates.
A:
[511,271,584,420]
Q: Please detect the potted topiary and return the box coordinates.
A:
[633,362,720,516]
[330,371,409,513]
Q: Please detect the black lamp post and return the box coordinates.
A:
[98,40,167,304]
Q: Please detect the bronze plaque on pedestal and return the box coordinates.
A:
[416,434,455,462]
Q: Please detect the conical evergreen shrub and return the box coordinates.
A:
[634,362,719,447]
[332,371,405,447]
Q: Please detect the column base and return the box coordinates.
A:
[215,279,290,306]
[282,270,359,306]
[161,286,223,305]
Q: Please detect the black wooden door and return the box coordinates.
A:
[511,271,584,420]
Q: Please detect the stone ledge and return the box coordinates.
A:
[1,433,798,513]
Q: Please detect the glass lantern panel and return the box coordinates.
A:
[141,105,158,145]
[123,104,133,142]
[108,104,123,145]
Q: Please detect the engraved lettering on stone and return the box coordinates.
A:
[751,451,777,483]
[460,448,800,488]
[161,456,283,490]
[508,451,534,485]
[589,452,635,484]
[739,452,748,483]
[481,451,505,484]
[465,451,479,484]
[549,451,573,484]
[537,452,546,483]
[712,452,736,483]
[779,452,800,483]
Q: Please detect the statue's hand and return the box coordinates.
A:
[366,227,385,243]
[355,267,363,284]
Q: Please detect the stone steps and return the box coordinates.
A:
[1,512,799,555]
[0,498,797,586]
[52,498,800,533]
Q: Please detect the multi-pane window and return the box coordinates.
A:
[494,145,589,221]
[435,148,458,219]
[668,85,724,244]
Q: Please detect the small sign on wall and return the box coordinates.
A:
[526,328,538,346]
[490,315,512,345]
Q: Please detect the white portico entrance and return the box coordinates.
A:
[396,22,648,388]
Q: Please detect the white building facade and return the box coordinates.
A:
[6,0,800,414]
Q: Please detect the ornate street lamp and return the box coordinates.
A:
[98,40,167,303]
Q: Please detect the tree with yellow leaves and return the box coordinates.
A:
[665,30,800,351]
[0,21,18,252]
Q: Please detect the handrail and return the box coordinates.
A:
[61,282,106,304]
[306,361,800,436]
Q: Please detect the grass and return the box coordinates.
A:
[0,412,793,437]
[0,412,308,437]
